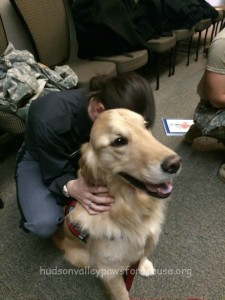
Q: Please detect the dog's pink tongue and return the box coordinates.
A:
[146,180,173,195]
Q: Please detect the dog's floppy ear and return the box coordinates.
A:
[79,143,106,186]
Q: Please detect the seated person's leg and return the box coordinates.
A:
[185,99,225,145]
[16,149,64,238]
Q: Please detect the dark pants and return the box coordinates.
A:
[16,148,64,238]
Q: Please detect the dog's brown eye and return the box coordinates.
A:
[111,137,128,147]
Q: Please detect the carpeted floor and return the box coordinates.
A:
[0,33,225,300]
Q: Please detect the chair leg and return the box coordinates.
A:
[171,44,177,76]
[155,54,161,90]
[203,28,209,52]
[210,23,216,43]
[215,21,219,36]
[186,37,193,66]
[220,18,224,31]
[195,31,201,61]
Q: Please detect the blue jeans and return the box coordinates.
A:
[16,148,64,238]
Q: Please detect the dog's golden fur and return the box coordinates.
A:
[54,109,181,300]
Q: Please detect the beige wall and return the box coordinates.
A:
[206,0,225,6]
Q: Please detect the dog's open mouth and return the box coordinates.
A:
[144,181,173,199]
[119,172,173,199]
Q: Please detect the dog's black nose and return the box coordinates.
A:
[161,155,181,174]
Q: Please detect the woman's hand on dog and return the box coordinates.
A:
[67,177,115,215]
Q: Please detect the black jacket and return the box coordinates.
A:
[165,0,218,29]
[71,0,153,58]
[25,88,93,203]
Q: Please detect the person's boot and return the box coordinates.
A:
[192,137,225,152]
[184,124,202,144]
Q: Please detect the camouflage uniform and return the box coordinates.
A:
[0,43,78,121]
[193,99,225,144]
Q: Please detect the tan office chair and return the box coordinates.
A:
[194,18,211,61]
[94,50,148,74]
[219,8,225,31]
[0,14,8,55]
[69,0,148,74]
[210,9,224,43]
[10,0,117,86]
[0,14,26,136]
[172,26,195,75]
[147,33,176,90]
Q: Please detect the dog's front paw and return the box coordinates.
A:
[138,257,155,277]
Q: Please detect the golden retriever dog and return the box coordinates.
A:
[54,108,181,300]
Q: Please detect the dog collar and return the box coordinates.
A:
[65,201,139,292]
[65,201,122,241]
[65,200,89,243]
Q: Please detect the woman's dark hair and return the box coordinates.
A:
[87,72,155,127]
